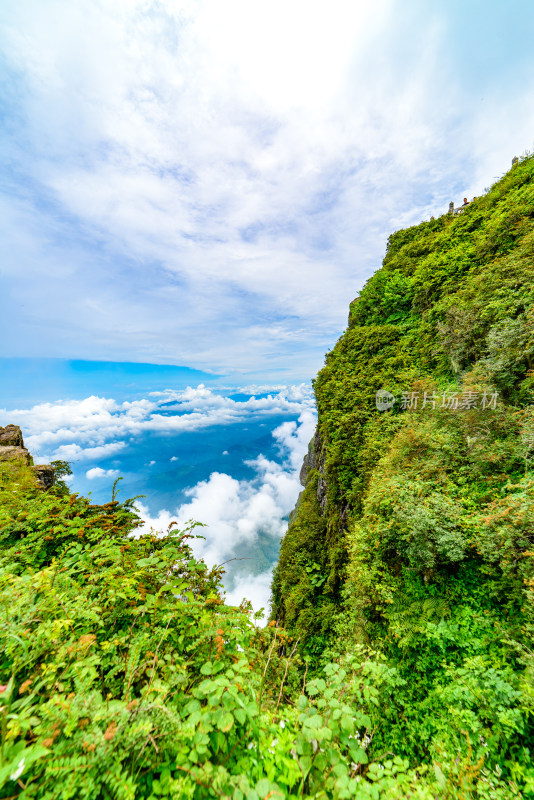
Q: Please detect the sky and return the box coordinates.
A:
[2,0,534,381]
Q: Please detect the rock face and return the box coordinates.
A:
[299,428,327,512]
[33,464,56,490]
[0,425,32,466]
[0,445,32,465]
[0,425,54,489]
[0,425,25,447]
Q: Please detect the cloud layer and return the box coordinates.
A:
[2,1,534,377]
[1,384,314,461]
[137,408,317,615]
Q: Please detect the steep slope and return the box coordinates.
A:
[272,155,534,781]
[0,434,446,798]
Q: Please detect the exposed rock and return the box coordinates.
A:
[0,444,32,465]
[0,425,25,448]
[32,464,55,490]
[299,453,312,487]
[297,427,329,513]
[0,425,55,489]
[317,475,328,512]
[299,428,323,487]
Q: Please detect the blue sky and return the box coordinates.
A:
[2,0,534,381]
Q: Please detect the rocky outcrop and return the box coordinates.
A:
[33,465,56,490]
[0,425,32,466]
[0,445,32,465]
[0,425,54,489]
[0,425,25,448]
[299,428,327,512]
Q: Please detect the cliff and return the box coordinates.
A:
[272,155,534,773]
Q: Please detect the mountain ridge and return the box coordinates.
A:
[271,153,534,787]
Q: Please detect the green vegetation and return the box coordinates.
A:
[0,461,444,799]
[273,155,534,796]
[2,156,534,797]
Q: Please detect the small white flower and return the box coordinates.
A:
[279,720,285,729]
[247,742,255,750]
[10,758,25,781]
[271,738,279,747]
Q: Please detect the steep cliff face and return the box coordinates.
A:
[271,155,534,772]
[273,154,534,651]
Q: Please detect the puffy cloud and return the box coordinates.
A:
[86,467,120,480]
[1,381,315,615]
[2,2,533,373]
[52,441,126,461]
[225,570,274,622]
[1,384,315,462]
[136,409,316,615]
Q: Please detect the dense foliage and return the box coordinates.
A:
[0,462,448,799]
[272,155,534,796]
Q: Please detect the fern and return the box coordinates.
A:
[387,594,450,645]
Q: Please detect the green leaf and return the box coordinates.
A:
[348,745,368,764]
[297,694,308,710]
[340,715,354,732]
[299,755,312,773]
[255,779,271,798]
[218,711,234,732]
[433,762,446,788]
[0,744,50,789]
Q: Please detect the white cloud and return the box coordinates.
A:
[52,441,126,461]
[1,381,316,618]
[3,381,314,616]
[2,2,533,373]
[225,569,274,622]
[136,408,316,616]
[86,467,120,480]
[1,384,315,462]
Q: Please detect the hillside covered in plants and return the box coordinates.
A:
[0,449,447,799]
[272,155,534,795]
[1,155,534,800]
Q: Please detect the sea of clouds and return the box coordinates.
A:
[3,384,317,616]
